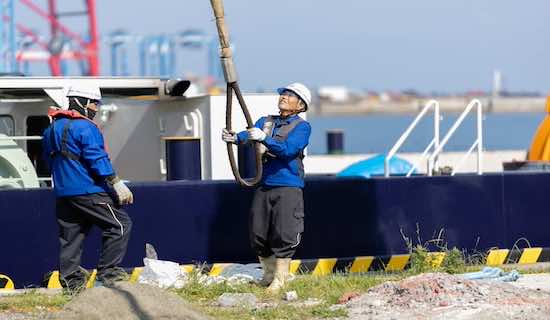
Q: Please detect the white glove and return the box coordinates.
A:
[222,128,237,144]
[248,127,267,141]
[108,177,134,205]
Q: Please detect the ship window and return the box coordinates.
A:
[0,115,14,136]
[26,116,51,178]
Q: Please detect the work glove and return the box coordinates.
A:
[107,176,134,205]
[248,127,267,142]
[222,128,237,144]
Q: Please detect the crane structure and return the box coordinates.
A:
[2,2,226,82]
[1,0,99,76]
[106,29,225,83]
[0,0,16,73]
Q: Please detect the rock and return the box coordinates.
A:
[337,291,361,304]
[329,304,346,311]
[284,291,298,301]
[290,298,323,308]
[217,293,257,308]
[367,299,383,307]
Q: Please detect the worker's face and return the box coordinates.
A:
[85,100,100,120]
[278,90,302,114]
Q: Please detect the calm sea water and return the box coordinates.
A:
[307,113,545,155]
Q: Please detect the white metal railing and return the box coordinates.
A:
[427,99,483,176]
[0,135,43,140]
[384,99,440,177]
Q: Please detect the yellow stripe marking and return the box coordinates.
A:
[129,267,143,283]
[518,248,543,264]
[486,249,509,265]
[386,255,410,271]
[350,256,374,273]
[0,274,15,290]
[182,265,194,273]
[290,260,301,274]
[428,252,447,268]
[47,271,62,289]
[86,269,97,288]
[312,258,337,276]
[208,263,231,276]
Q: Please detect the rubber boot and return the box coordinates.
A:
[60,267,90,295]
[266,258,291,294]
[258,255,276,287]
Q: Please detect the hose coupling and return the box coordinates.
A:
[221,57,238,83]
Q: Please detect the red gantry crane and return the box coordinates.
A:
[6,0,99,76]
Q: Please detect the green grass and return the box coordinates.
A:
[174,271,402,320]
[3,253,545,320]
[0,291,70,312]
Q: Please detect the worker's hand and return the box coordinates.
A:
[222,128,237,144]
[112,180,134,205]
[107,176,134,205]
[248,127,267,142]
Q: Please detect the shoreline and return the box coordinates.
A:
[312,96,546,115]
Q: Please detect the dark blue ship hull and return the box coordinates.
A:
[2,173,550,287]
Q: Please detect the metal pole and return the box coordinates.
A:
[169,37,176,78]
[8,0,15,71]
[121,46,128,76]
[139,37,146,76]
[85,0,100,75]
[433,102,440,171]
[477,101,483,175]
[111,42,118,76]
[0,1,4,72]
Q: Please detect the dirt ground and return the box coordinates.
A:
[46,282,210,320]
[3,273,550,319]
[340,273,550,320]
[0,283,210,320]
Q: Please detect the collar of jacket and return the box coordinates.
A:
[47,107,109,152]
[276,114,300,125]
[47,108,97,127]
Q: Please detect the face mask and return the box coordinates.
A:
[73,97,97,120]
[86,108,97,120]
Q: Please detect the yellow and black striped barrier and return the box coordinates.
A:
[486,247,550,266]
[0,274,15,290]
[6,247,550,289]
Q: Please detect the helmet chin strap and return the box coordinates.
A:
[73,97,91,117]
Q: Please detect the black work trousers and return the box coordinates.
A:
[249,186,304,258]
[56,192,132,282]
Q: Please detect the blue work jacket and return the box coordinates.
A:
[237,115,311,188]
[42,117,115,197]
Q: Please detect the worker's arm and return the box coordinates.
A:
[262,121,311,159]
[236,117,265,144]
[78,123,116,178]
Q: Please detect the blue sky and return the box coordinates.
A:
[14,0,550,93]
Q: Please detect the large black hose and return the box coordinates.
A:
[225,82,263,187]
[210,0,263,187]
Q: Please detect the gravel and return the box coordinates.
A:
[47,282,210,320]
[340,273,550,320]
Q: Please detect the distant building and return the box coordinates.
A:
[318,86,350,102]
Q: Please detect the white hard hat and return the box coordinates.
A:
[66,85,102,101]
[277,82,311,111]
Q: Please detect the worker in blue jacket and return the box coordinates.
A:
[222,83,312,293]
[42,85,133,293]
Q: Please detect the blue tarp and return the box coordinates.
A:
[337,154,415,178]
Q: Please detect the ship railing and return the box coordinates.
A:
[384,99,440,177]
[0,135,43,140]
[0,135,53,184]
[427,99,483,176]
